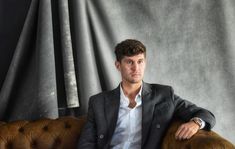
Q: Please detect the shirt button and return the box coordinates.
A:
[156,124,161,128]
[99,134,104,139]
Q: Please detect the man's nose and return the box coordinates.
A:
[132,62,138,70]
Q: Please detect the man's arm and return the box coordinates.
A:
[170,87,216,140]
[77,97,97,148]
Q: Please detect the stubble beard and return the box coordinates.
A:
[126,75,143,84]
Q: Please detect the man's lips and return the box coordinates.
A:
[131,73,141,76]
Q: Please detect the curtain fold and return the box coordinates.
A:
[0,0,59,120]
[69,0,102,113]
[58,0,79,108]
[36,0,58,118]
[86,0,120,90]
[0,0,39,120]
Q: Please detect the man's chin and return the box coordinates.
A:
[129,79,142,84]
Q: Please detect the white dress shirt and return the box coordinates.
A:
[110,85,142,149]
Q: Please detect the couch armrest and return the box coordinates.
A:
[162,121,235,149]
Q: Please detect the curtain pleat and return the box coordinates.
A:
[58,0,79,108]
[36,0,58,118]
[69,0,102,114]
[0,0,39,120]
[87,0,120,90]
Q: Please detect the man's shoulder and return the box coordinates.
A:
[143,82,175,97]
[89,87,118,100]
[145,82,172,91]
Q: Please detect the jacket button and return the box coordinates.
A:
[99,134,104,139]
[156,124,161,128]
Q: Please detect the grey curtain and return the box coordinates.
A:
[0,0,234,144]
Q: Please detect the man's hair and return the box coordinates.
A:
[114,39,146,61]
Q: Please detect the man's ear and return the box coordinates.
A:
[115,61,120,71]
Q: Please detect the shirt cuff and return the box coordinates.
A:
[198,118,206,129]
[190,117,206,129]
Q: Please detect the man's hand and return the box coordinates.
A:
[175,121,200,140]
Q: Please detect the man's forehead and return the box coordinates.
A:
[122,54,145,60]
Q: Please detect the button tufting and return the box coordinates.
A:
[43,126,49,131]
[19,127,24,133]
[55,138,61,144]
[53,137,62,147]
[64,122,71,129]
[6,142,13,149]
[31,140,37,148]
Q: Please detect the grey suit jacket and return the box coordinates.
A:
[78,82,216,149]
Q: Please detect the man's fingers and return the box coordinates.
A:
[176,129,192,140]
[175,126,182,139]
[175,125,186,140]
[182,128,192,140]
[176,126,190,140]
[186,132,194,139]
[175,122,200,140]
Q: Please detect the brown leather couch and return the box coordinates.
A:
[0,116,234,149]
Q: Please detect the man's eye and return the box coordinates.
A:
[127,61,132,64]
[138,60,143,64]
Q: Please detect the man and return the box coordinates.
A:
[78,39,216,149]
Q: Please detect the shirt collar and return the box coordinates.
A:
[120,83,143,107]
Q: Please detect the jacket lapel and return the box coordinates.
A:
[141,82,156,147]
[104,86,120,140]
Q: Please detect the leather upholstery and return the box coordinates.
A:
[0,116,86,149]
[162,120,235,149]
[0,116,234,149]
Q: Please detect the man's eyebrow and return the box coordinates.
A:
[124,58,133,60]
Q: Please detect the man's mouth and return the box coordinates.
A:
[131,73,141,76]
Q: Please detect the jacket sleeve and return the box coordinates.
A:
[77,97,97,149]
[170,87,216,130]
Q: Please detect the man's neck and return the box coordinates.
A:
[121,81,142,101]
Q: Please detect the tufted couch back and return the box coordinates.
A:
[0,116,234,149]
[0,116,86,149]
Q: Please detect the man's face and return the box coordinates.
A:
[115,53,146,84]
